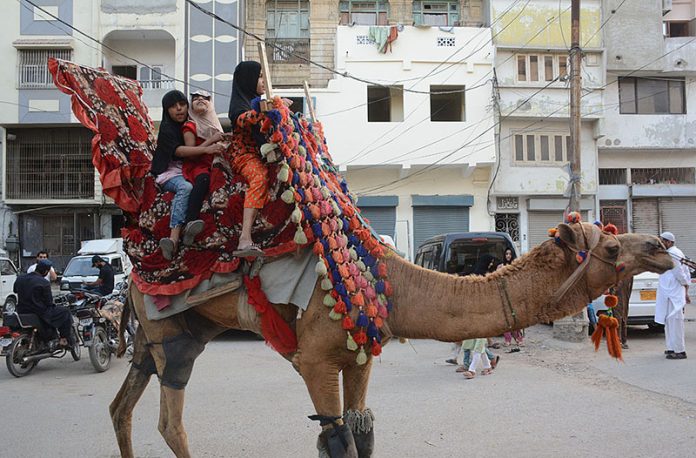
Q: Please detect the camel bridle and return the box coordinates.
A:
[549,223,620,307]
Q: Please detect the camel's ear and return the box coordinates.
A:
[556,223,577,247]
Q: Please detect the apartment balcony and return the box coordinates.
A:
[102,29,177,119]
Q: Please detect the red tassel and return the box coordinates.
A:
[371,340,382,356]
[604,294,619,308]
[243,276,297,355]
[353,331,367,345]
[384,281,393,296]
[342,315,354,330]
[377,262,388,278]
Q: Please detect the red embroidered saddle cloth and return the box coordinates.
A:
[50,59,298,296]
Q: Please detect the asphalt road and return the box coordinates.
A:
[2,314,695,457]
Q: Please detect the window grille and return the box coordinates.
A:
[631,167,695,185]
[413,1,460,26]
[436,37,456,47]
[513,132,570,164]
[339,1,389,26]
[495,213,520,242]
[18,48,72,89]
[356,35,376,45]
[600,200,627,234]
[598,168,627,185]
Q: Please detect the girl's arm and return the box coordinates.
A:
[175,131,224,158]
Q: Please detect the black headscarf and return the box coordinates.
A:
[151,90,187,176]
[472,254,497,276]
[227,61,262,126]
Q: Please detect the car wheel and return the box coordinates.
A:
[2,296,17,315]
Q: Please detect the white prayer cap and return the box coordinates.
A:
[660,231,676,242]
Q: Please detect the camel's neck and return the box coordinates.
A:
[384,246,592,342]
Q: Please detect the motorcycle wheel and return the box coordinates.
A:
[89,327,111,372]
[5,334,38,377]
[70,327,81,362]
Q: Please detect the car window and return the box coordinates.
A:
[447,238,513,276]
[63,257,99,277]
[0,260,16,276]
[111,258,123,274]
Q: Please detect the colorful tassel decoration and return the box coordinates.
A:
[353,331,367,345]
[315,260,328,276]
[329,309,343,320]
[547,227,558,238]
[346,333,358,351]
[591,314,623,361]
[323,294,336,307]
[356,348,368,365]
[371,340,382,357]
[575,251,587,264]
[603,223,618,235]
[615,262,626,273]
[566,211,582,223]
[342,315,354,330]
[604,294,619,308]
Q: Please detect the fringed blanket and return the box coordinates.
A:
[50,59,392,362]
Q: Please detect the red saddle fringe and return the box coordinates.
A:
[243,275,297,355]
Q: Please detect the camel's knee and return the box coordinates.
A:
[161,333,205,389]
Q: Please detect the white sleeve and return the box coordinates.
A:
[27,264,36,273]
[672,259,690,286]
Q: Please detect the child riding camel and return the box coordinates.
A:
[151,90,225,260]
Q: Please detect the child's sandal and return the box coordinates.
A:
[462,370,476,379]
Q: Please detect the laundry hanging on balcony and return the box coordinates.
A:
[368,26,398,53]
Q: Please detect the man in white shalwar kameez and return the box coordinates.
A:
[654,232,691,360]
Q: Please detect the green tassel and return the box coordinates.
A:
[321,186,331,199]
[356,348,368,365]
[281,189,295,204]
[305,161,313,173]
[329,309,343,321]
[315,260,328,276]
[337,218,344,230]
[298,145,307,157]
[323,294,336,307]
[293,132,300,142]
[321,277,334,291]
[364,271,374,282]
[291,206,302,224]
[346,333,358,351]
[313,176,321,187]
[277,163,289,183]
[294,226,308,245]
[356,260,366,271]
[260,142,277,158]
[377,294,387,306]
[349,248,358,261]
[331,201,341,217]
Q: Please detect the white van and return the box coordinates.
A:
[0,254,18,314]
[60,239,131,293]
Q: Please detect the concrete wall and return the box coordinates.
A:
[603,0,665,72]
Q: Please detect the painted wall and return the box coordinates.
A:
[491,0,602,50]
[603,0,665,72]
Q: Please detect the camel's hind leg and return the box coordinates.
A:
[342,360,375,458]
[110,326,157,458]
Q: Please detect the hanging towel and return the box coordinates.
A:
[368,26,389,53]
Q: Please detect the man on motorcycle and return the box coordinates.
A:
[84,255,114,296]
[14,260,73,347]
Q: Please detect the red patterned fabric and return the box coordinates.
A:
[50,59,298,296]
[244,275,297,354]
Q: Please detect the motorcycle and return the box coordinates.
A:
[72,281,131,372]
[1,299,81,378]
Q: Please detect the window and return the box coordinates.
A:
[430,85,465,122]
[367,86,403,122]
[112,65,137,80]
[600,200,627,234]
[495,213,520,242]
[282,96,305,114]
[0,260,17,276]
[619,77,686,114]
[339,1,389,26]
[111,258,124,274]
[631,167,695,185]
[598,168,627,185]
[664,21,693,37]
[18,48,72,88]
[515,54,568,83]
[513,133,570,164]
[413,1,459,26]
[266,0,310,63]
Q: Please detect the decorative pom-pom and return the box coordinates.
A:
[298,144,307,157]
[342,315,354,330]
[329,309,343,321]
[604,223,618,235]
[349,247,358,261]
[356,348,368,365]
[377,262,388,278]
[321,277,334,291]
[346,333,358,351]
[593,220,604,230]
[547,227,558,238]
[334,299,347,314]
[356,260,366,271]
[371,340,382,357]
[575,251,587,264]
[321,186,331,199]
[291,207,303,224]
[315,260,328,276]
[364,271,374,282]
[356,311,369,327]
[313,241,324,256]
[615,262,626,273]
[374,316,384,328]
[604,294,619,308]
[566,211,582,223]
[366,305,378,318]
[323,294,336,307]
[352,292,365,307]
[260,142,277,158]
[294,226,308,245]
[353,331,367,345]
[281,189,295,204]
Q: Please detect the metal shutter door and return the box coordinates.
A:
[360,206,396,239]
[527,211,589,250]
[413,206,469,251]
[660,197,696,260]
[632,199,659,236]
[527,211,564,250]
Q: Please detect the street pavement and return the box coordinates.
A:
[1,312,696,457]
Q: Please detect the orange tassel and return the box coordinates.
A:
[366,305,378,318]
[591,314,623,361]
[604,294,619,308]
[374,316,383,328]
[313,241,324,256]
[344,278,356,293]
[352,292,365,307]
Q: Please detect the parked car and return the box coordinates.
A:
[0,255,19,314]
[414,232,518,275]
[591,272,662,329]
[60,239,132,293]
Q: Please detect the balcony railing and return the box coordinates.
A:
[266,39,310,64]
[140,79,175,90]
[599,168,627,185]
[631,167,696,185]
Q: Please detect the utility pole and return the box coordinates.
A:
[553,0,589,342]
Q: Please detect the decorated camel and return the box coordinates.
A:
[46,59,674,457]
[109,222,673,458]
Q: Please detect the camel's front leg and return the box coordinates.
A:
[342,359,375,458]
[300,359,358,458]
[158,385,190,458]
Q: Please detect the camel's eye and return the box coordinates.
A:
[606,244,620,258]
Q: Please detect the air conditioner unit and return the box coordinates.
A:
[663,0,673,16]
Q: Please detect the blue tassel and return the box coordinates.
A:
[303,207,313,222]
[312,222,322,237]
[334,282,347,297]
[367,321,379,338]
[348,235,360,247]
[375,280,385,295]
[341,217,351,230]
[386,300,393,312]
[593,220,603,227]
[356,311,369,328]
[327,256,337,271]
[344,296,353,311]
[297,188,305,202]
[355,246,368,258]
[363,254,376,268]
[331,268,341,282]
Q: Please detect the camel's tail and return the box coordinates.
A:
[116,286,132,358]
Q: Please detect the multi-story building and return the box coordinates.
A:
[0,0,242,269]
[488,0,603,253]
[246,1,494,258]
[599,0,696,260]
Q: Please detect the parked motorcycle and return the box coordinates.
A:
[1,300,81,377]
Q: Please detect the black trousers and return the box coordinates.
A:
[185,173,210,223]
[41,306,73,340]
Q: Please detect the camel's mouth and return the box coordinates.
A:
[642,252,674,274]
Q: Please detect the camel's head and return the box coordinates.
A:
[615,232,675,278]
[553,222,673,300]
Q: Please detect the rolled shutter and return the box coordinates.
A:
[413,206,469,251]
[660,197,696,260]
